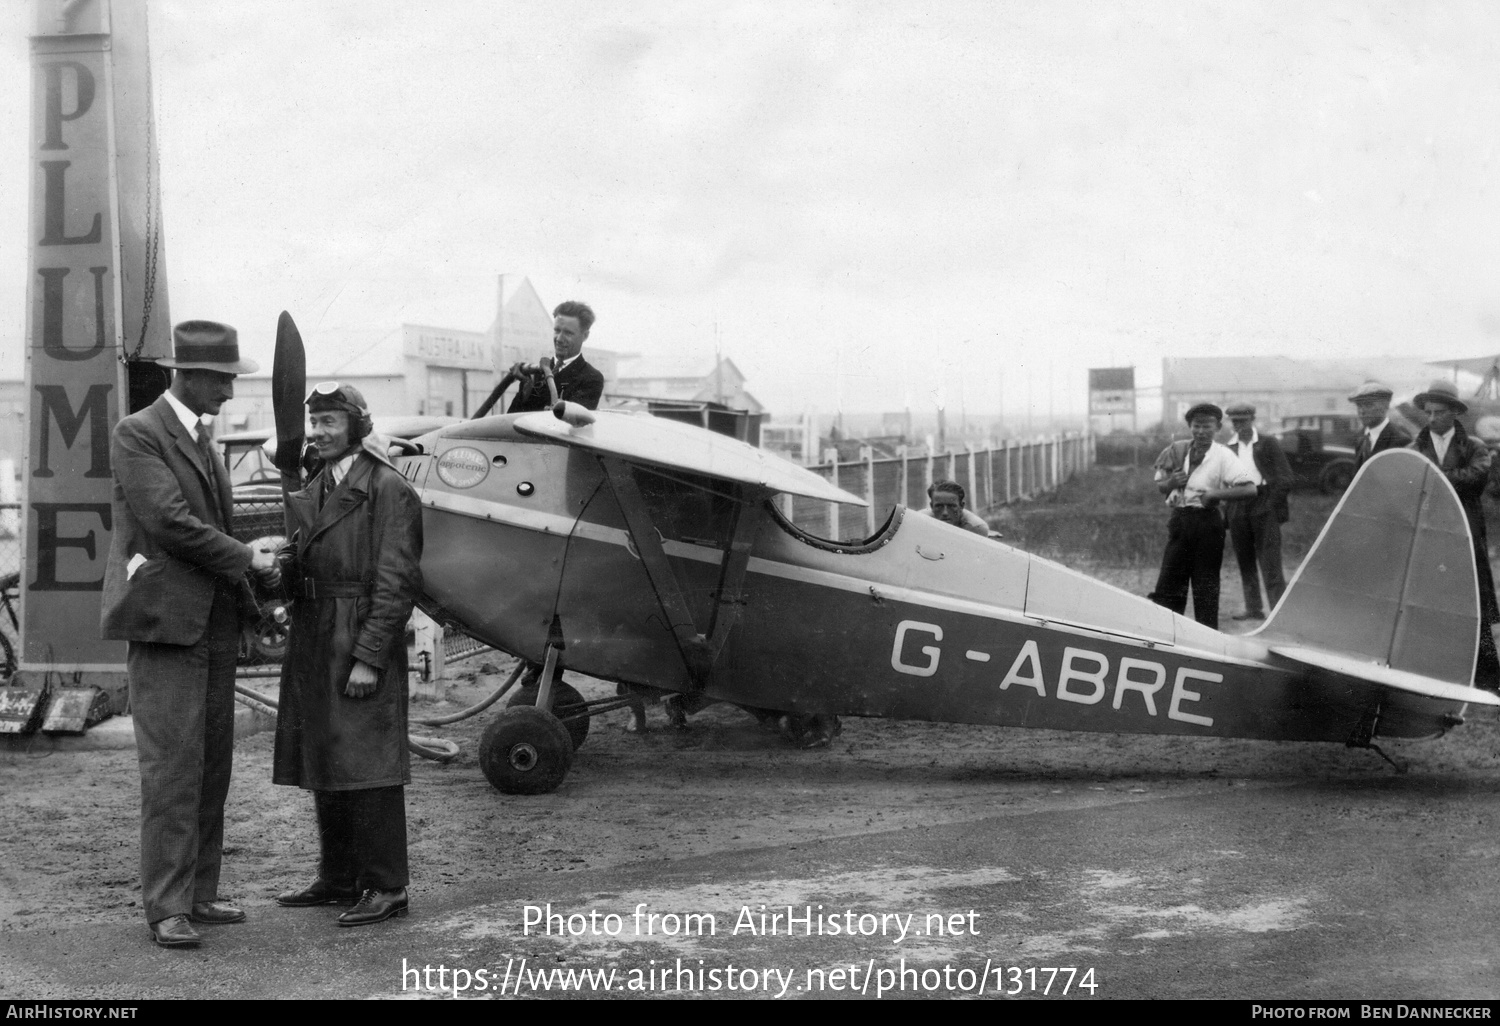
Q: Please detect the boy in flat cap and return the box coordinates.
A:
[1408,380,1500,689]
[1348,381,1411,470]
[1222,402,1293,621]
[1148,402,1257,629]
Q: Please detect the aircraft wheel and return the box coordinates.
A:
[1320,460,1355,494]
[507,680,590,750]
[478,707,574,795]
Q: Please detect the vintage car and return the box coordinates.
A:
[1268,426,1357,494]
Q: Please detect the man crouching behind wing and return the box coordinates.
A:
[272,382,424,927]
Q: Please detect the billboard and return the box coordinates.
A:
[1088,367,1136,415]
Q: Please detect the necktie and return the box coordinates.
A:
[195,429,223,521]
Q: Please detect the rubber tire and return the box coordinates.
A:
[478,706,574,795]
[507,680,590,750]
[1319,460,1355,494]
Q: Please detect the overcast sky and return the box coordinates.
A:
[4,1,1500,421]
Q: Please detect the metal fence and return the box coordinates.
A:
[784,434,1094,539]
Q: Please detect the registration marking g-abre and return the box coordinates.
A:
[891,619,1219,728]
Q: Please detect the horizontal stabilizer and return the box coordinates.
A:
[1270,644,1500,707]
[1259,449,1480,688]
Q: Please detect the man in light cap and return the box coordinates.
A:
[1408,379,1500,690]
[1348,381,1411,469]
[273,381,424,925]
[1222,401,1293,621]
[102,320,280,948]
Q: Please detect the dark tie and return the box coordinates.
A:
[1356,434,1370,462]
[195,429,223,522]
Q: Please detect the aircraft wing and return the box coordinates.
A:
[512,410,867,505]
[1426,355,1500,377]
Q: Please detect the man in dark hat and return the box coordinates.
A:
[506,300,606,413]
[1348,381,1411,469]
[1148,402,1257,629]
[101,321,280,948]
[1222,402,1293,621]
[1409,379,1500,689]
[273,382,424,926]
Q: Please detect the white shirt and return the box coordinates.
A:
[1431,427,1455,466]
[1156,441,1255,509]
[1365,418,1391,454]
[327,452,358,488]
[556,354,581,373]
[1225,429,1265,487]
[163,389,210,441]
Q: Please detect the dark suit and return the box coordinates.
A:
[1223,434,1294,616]
[1354,421,1413,469]
[507,355,605,413]
[101,396,253,924]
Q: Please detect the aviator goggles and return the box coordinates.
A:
[305,380,368,416]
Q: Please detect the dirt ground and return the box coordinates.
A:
[4,644,1500,939]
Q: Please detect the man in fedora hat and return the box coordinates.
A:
[1348,381,1411,470]
[1409,379,1500,689]
[101,320,281,948]
[1149,402,1257,629]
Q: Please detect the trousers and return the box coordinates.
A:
[1149,507,1227,629]
[314,786,409,892]
[1225,494,1286,616]
[128,584,239,923]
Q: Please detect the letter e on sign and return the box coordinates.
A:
[891,620,942,677]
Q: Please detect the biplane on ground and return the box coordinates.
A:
[391,408,1500,794]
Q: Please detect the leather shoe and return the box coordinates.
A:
[276,879,359,907]
[189,900,246,924]
[337,888,409,927]
[149,915,201,948]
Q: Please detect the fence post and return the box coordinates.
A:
[965,443,978,512]
[984,441,994,509]
[825,448,841,540]
[780,493,794,521]
[899,446,909,511]
[863,446,876,535]
[925,447,934,494]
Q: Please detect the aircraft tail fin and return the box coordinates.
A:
[1258,449,1482,692]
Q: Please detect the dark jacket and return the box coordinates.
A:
[273,443,423,790]
[1225,434,1294,523]
[101,396,253,644]
[508,355,605,413]
[1355,422,1413,468]
[1410,423,1499,624]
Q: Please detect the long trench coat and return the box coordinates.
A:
[1410,423,1500,626]
[272,443,423,791]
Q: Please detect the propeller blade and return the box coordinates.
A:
[272,311,307,477]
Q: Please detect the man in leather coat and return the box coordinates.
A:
[272,382,424,925]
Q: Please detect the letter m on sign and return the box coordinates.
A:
[33,383,110,478]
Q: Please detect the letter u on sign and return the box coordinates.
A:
[891,620,942,677]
